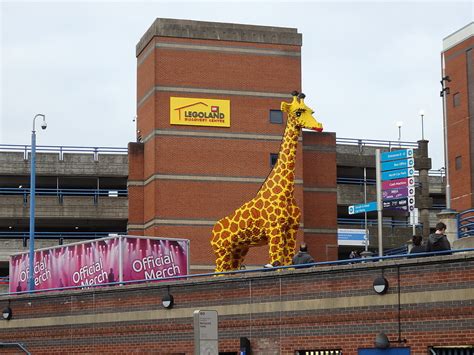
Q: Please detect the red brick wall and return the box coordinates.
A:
[1,254,472,354]
[444,35,474,210]
[130,25,314,269]
[302,132,338,261]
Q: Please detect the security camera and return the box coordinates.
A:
[41,121,47,130]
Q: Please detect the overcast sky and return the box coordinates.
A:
[1,1,472,170]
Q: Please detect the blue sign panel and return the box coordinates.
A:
[348,201,377,215]
[338,228,368,246]
[381,158,414,172]
[381,167,415,181]
[380,148,413,162]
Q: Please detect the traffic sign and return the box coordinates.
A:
[380,148,413,162]
[383,197,415,212]
[348,201,377,215]
[381,167,415,181]
[382,177,415,190]
[338,228,368,246]
[381,158,414,172]
[382,187,415,200]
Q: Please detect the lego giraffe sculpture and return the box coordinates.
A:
[210,92,323,272]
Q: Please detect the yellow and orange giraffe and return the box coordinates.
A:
[210,92,323,272]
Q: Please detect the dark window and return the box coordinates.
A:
[270,109,283,124]
[456,155,462,170]
[295,351,342,355]
[453,92,461,107]
[429,347,474,355]
[270,153,279,167]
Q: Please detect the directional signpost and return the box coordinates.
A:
[380,149,415,212]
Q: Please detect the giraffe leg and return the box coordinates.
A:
[267,226,285,266]
[283,223,298,265]
[283,204,301,265]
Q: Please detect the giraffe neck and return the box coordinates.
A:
[260,117,300,194]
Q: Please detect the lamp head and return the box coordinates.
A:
[419,109,425,116]
[2,306,12,320]
[41,120,47,130]
[396,121,403,129]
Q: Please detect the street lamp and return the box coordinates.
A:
[396,121,403,144]
[28,113,47,292]
[419,109,425,140]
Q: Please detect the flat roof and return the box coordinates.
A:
[443,22,474,52]
[136,18,302,56]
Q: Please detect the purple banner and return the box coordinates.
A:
[382,177,415,190]
[383,187,415,200]
[9,236,189,293]
[9,238,120,293]
[122,237,188,281]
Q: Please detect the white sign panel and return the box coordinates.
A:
[194,310,218,355]
[338,228,368,246]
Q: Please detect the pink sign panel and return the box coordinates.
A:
[9,238,120,293]
[122,237,188,282]
[382,177,415,191]
[9,236,189,293]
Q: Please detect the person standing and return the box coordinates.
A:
[292,243,315,266]
[426,222,451,253]
[409,235,426,255]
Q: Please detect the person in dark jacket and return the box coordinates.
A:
[292,243,315,266]
[426,222,451,253]
[409,235,426,255]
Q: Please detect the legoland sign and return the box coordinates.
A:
[170,97,230,127]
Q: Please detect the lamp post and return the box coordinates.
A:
[396,121,403,145]
[419,109,425,140]
[28,114,47,292]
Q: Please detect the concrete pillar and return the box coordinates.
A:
[437,210,458,245]
[415,140,432,238]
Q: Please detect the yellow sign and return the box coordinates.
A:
[170,97,230,127]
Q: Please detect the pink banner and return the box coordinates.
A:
[122,237,188,281]
[382,177,415,190]
[9,236,189,293]
[9,238,120,293]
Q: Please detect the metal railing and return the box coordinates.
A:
[0,232,125,239]
[336,137,418,149]
[458,209,474,239]
[0,144,127,160]
[338,218,419,228]
[3,247,473,297]
[0,187,128,205]
[384,245,409,255]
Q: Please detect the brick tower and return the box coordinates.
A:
[128,19,337,270]
[442,23,474,211]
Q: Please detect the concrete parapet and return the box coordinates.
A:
[0,195,128,219]
[0,151,128,176]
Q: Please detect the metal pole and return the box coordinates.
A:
[28,114,45,292]
[364,167,368,252]
[441,53,452,210]
[421,114,424,140]
[376,149,383,257]
[28,129,36,292]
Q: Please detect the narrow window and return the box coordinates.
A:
[270,153,279,167]
[455,155,462,170]
[453,92,461,107]
[269,109,283,124]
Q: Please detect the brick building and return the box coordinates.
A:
[0,253,472,354]
[442,22,474,211]
[128,19,338,271]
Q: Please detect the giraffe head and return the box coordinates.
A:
[280,91,323,132]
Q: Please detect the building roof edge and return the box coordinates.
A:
[136,18,302,57]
